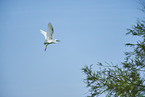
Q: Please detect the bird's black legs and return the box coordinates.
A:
[44,44,48,51]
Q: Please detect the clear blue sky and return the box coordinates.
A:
[0,0,143,97]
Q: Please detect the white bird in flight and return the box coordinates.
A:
[40,22,60,51]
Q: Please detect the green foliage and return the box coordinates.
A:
[82,17,145,97]
[125,20,145,69]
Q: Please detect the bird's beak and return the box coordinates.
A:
[56,40,60,42]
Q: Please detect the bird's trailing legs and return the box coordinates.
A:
[44,44,48,51]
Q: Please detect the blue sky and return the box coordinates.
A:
[0,0,143,97]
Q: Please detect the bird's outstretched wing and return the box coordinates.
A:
[47,22,54,40]
[40,29,47,40]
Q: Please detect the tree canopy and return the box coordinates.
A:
[82,4,145,97]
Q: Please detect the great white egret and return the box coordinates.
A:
[40,22,60,51]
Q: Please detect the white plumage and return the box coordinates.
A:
[40,22,59,51]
